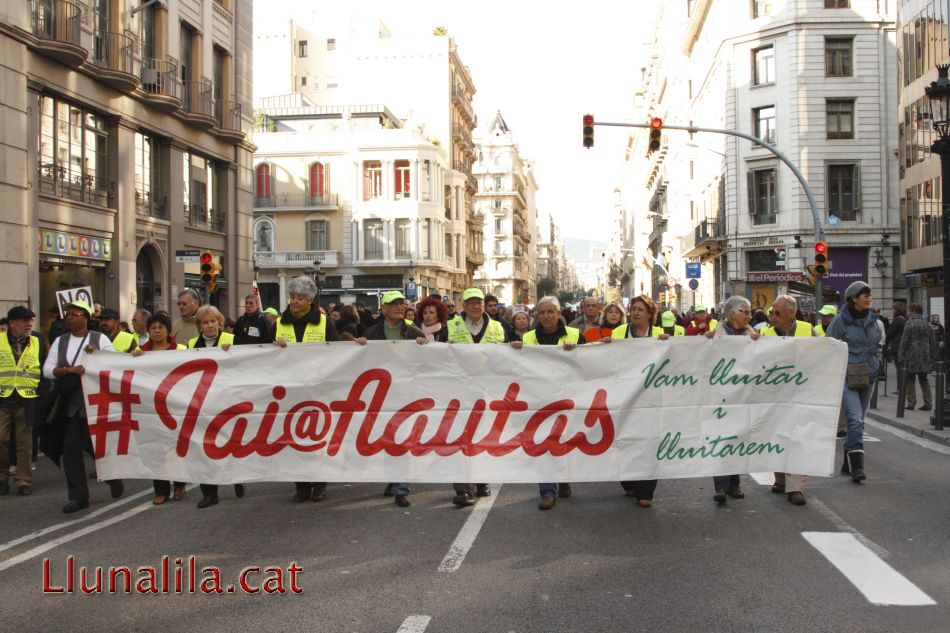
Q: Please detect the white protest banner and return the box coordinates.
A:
[81,337,848,484]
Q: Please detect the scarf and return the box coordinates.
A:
[421,322,442,342]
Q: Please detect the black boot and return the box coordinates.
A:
[841,453,851,475]
[847,450,865,483]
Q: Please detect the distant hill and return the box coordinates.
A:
[563,237,609,290]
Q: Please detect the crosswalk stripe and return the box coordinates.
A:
[749,472,773,486]
[396,615,431,632]
[802,532,936,606]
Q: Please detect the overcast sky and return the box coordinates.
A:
[266,1,658,243]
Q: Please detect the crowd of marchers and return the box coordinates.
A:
[1,277,930,514]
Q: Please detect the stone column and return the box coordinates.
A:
[109,118,138,318]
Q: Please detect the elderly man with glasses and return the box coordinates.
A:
[171,288,201,344]
[569,297,601,336]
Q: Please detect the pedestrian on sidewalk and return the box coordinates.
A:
[898,304,936,412]
[826,281,881,484]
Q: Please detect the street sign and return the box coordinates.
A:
[667,277,678,288]
[55,286,94,318]
[688,279,699,291]
[175,249,200,263]
[685,262,701,279]
[405,281,417,300]
[827,214,841,226]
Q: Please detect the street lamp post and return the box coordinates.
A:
[925,63,950,430]
[304,259,326,308]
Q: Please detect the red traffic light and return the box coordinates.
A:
[815,241,828,254]
[583,114,594,149]
[648,117,663,153]
[583,114,594,126]
[650,117,663,129]
[200,251,213,264]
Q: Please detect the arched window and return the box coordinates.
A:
[309,162,326,199]
[255,163,272,200]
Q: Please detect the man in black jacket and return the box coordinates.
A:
[233,294,275,345]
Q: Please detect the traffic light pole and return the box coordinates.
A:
[595,121,824,308]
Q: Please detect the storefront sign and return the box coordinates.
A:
[747,272,805,282]
[84,338,847,484]
[39,230,111,261]
[823,248,868,304]
[353,274,403,289]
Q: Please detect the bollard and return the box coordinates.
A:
[870,373,879,410]
[896,361,907,418]
[935,360,946,431]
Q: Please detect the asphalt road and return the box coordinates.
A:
[1,422,948,633]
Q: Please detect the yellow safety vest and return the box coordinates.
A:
[446,315,506,344]
[187,332,235,348]
[611,324,664,339]
[762,320,814,338]
[275,318,327,343]
[522,327,580,346]
[815,324,826,336]
[110,330,138,353]
[0,334,41,399]
[665,325,685,336]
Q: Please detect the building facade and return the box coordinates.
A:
[0,0,255,327]
[623,0,899,315]
[252,96,466,309]
[472,112,538,305]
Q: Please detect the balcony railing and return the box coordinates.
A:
[38,163,112,207]
[91,30,135,76]
[184,203,225,232]
[255,250,339,268]
[451,84,475,123]
[141,58,180,101]
[254,192,340,208]
[181,79,214,118]
[215,98,242,132]
[31,0,83,48]
[135,189,167,219]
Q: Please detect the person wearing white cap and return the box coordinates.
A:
[826,281,879,483]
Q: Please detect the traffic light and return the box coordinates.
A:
[814,241,829,276]
[583,114,594,149]
[209,261,223,294]
[200,251,214,285]
[648,117,663,154]
[658,291,667,304]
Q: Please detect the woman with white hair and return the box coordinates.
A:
[274,275,341,503]
[511,295,581,510]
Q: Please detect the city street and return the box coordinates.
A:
[1,413,948,633]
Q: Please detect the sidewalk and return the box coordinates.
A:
[865,357,950,446]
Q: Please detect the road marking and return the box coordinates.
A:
[0,487,153,554]
[801,532,936,606]
[0,497,156,573]
[438,485,501,573]
[808,497,889,559]
[863,433,881,442]
[749,472,773,486]
[866,419,950,456]
[396,615,431,633]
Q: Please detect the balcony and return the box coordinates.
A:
[30,0,86,67]
[135,190,167,220]
[180,79,216,128]
[681,216,726,259]
[254,250,339,268]
[514,227,532,244]
[91,31,138,93]
[140,58,181,111]
[254,192,340,209]
[184,203,225,232]
[38,163,112,208]
[214,99,245,141]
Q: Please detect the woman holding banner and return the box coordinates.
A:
[709,295,759,505]
[132,312,187,505]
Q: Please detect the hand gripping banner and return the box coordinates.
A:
[82,337,848,484]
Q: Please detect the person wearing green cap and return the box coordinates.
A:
[815,304,837,336]
[274,276,340,503]
[42,300,121,513]
[659,310,685,337]
[685,304,717,336]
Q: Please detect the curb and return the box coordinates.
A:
[866,410,950,446]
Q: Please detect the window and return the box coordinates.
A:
[826,99,855,139]
[827,163,861,221]
[134,132,162,217]
[753,46,774,85]
[493,239,505,256]
[38,95,110,207]
[753,106,776,145]
[825,0,849,7]
[300,76,307,87]
[494,199,503,211]
[747,168,777,224]
[183,152,219,230]
[298,40,308,57]
[421,220,431,258]
[327,38,336,50]
[494,176,502,191]
[751,0,772,18]
[394,159,411,199]
[327,78,338,89]
[445,233,453,260]
[395,219,411,258]
[362,160,382,200]
[495,218,505,234]
[364,219,384,259]
[307,219,329,251]
[255,164,273,200]
[421,160,431,201]
[825,37,853,77]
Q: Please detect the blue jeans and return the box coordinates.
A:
[539,483,557,497]
[842,376,875,452]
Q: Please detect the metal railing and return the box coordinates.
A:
[31,0,82,47]
[255,250,339,267]
[184,203,225,232]
[140,58,180,100]
[38,162,111,207]
[181,79,214,118]
[215,98,242,132]
[451,84,475,123]
[135,189,167,219]
[91,30,135,75]
[254,192,340,208]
